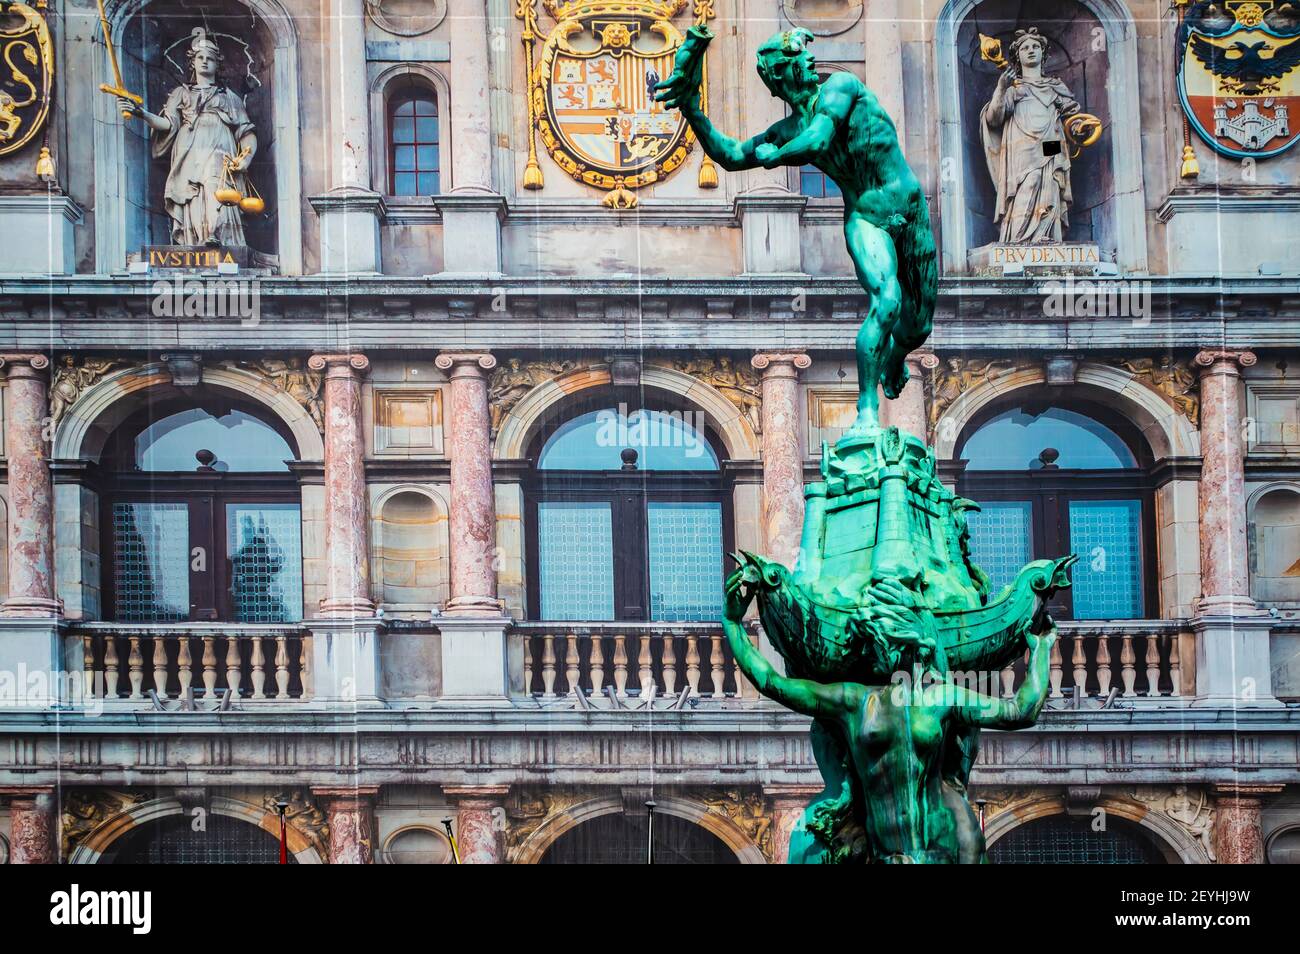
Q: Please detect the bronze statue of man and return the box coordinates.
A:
[655,27,937,434]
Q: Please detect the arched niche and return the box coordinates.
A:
[94,0,303,273]
[372,486,450,615]
[1248,484,1300,607]
[935,0,1148,274]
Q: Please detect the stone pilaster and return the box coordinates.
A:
[764,785,820,865]
[435,352,502,616]
[3,787,56,864]
[1212,785,1281,864]
[1191,350,1277,706]
[752,353,812,569]
[432,0,505,275]
[309,354,374,618]
[309,0,384,273]
[313,786,378,864]
[1,355,60,618]
[445,785,509,864]
[881,351,936,441]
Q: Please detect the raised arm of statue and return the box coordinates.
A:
[951,623,1057,730]
[759,75,853,169]
[723,568,857,719]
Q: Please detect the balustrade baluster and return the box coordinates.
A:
[177,636,193,699]
[710,633,726,699]
[82,635,97,699]
[275,635,291,698]
[589,634,605,696]
[1000,663,1015,698]
[685,634,701,696]
[541,633,557,698]
[103,636,120,699]
[1120,634,1137,697]
[127,636,144,700]
[1071,632,1088,697]
[638,633,655,700]
[565,633,581,697]
[613,634,629,697]
[201,636,218,698]
[1168,634,1181,697]
[1048,636,1063,698]
[251,636,268,700]
[1145,633,1161,696]
[152,636,169,699]
[661,633,678,695]
[1096,634,1112,697]
[225,637,242,701]
[522,636,534,695]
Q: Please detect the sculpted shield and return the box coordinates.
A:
[0,0,53,158]
[1178,1,1300,159]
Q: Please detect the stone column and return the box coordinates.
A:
[313,786,378,864]
[3,787,55,864]
[881,351,936,442]
[764,785,820,865]
[435,352,502,616]
[1194,350,1256,613]
[445,785,509,864]
[2,355,60,618]
[309,354,374,618]
[433,0,506,274]
[308,0,384,273]
[752,353,812,568]
[1212,785,1281,864]
[1192,350,1276,706]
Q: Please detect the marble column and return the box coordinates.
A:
[3,787,55,864]
[1194,350,1257,613]
[2,355,60,618]
[308,0,384,272]
[881,351,936,441]
[1191,350,1277,706]
[445,785,509,864]
[1212,785,1281,864]
[433,0,506,274]
[752,353,812,569]
[309,354,374,618]
[764,785,820,865]
[313,787,378,864]
[435,352,502,616]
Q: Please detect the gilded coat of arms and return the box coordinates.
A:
[1177,0,1300,159]
[517,0,717,208]
[0,0,53,159]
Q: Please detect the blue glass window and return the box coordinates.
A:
[962,407,1136,470]
[1068,500,1144,619]
[538,501,616,621]
[648,502,724,622]
[136,407,295,472]
[539,408,719,471]
[966,501,1033,597]
[112,502,190,622]
[227,504,303,623]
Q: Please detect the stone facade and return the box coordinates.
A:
[0,0,1297,863]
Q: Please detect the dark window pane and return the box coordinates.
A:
[416,117,438,141]
[391,117,415,143]
[228,503,303,623]
[966,501,1033,596]
[648,502,724,621]
[394,99,415,116]
[538,501,615,621]
[416,145,438,169]
[1068,500,1143,619]
[800,170,822,196]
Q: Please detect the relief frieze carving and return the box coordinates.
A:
[49,356,125,428]
[488,358,585,439]
[655,357,762,436]
[922,356,1018,442]
[225,357,324,432]
[1113,356,1199,426]
[60,789,147,858]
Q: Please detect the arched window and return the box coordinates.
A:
[526,397,729,622]
[956,401,1155,620]
[105,814,293,864]
[539,812,740,864]
[990,815,1168,864]
[388,87,440,196]
[99,394,303,623]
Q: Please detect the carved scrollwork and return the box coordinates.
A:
[48,356,125,428]
[261,790,330,854]
[502,788,593,858]
[694,787,773,858]
[1129,784,1216,862]
[922,356,1018,442]
[487,357,585,438]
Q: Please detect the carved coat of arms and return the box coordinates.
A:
[518,0,717,208]
[1178,0,1300,159]
[0,0,53,158]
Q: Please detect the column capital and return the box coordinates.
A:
[308,353,370,377]
[910,350,941,372]
[1194,350,1257,374]
[1213,783,1285,800]
[311,785,381,802]
[751,352,812,377]
[435,352,497,377]
[0,353,50,378]
[443,784,510,807]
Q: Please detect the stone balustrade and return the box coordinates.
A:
[514,622,740,703]
[74,623,310,703]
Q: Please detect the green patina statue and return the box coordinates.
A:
[656,27,1075,864]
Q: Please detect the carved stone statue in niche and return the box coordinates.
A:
[979,27,1080,245]
[118,28,257,247]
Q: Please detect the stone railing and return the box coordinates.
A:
[72,623,311,703]
[513,622,741,703]
[1017,620,1187,704]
